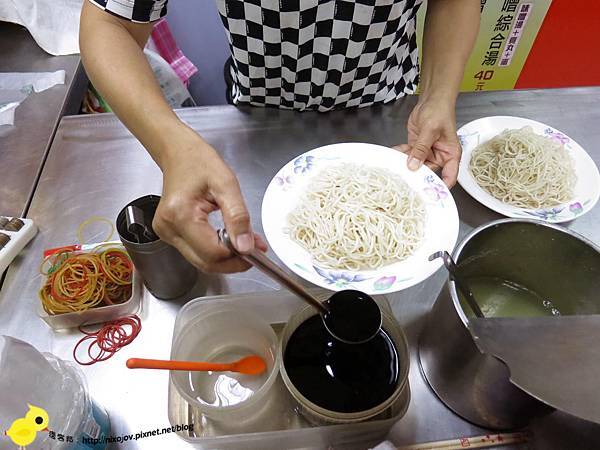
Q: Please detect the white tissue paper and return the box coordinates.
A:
[0,101,19,126]
[0,71,66,125]
[370,441,397,450]
[0,71,66,94]
[0,0,83,55]
[0,90,27,125]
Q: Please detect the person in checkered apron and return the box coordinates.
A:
[80,0,479,273]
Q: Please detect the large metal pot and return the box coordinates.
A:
[419,218,600,430]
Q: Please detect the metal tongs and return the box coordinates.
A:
[125,205,157,244]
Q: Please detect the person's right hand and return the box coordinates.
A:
[152,126,267,273]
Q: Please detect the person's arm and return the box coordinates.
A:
[79,1,265,272]
[397,0,480,186]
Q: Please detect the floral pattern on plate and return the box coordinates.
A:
[273,174,294,191]
[275,154,341,191]
[294,261,410,291]
[514,200,591,221]
[543,127,570,145]
[293,155,316,174]
[423,175,449,205]
[313,266,371,289]
[312,267,411,291]
[458,131,481,149]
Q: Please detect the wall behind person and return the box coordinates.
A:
[515,0,600,88]
[166,0,230,106]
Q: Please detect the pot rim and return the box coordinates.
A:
[449,218,600,326]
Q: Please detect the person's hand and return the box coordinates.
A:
[394,99,461,187]
[152,129,267,273]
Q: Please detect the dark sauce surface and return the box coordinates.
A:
[284,314,399,413]
[322,290,382,343]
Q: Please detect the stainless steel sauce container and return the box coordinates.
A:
[117,195,197,300]
[419,218,600,429]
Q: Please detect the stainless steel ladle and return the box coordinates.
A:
[429,250,484,318]
[218,229,381,344]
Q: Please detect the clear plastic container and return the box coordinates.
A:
[168,290,411,449]
[279,303,411,424]
[170,303,280,426]
[0,336,110,450]
[37,243,142,330]
[45,354,112,450]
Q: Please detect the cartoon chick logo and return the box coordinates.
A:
[4,404,49,449]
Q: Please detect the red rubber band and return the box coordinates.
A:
[73,314,141,366]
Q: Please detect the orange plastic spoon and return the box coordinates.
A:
[126,355,267,375]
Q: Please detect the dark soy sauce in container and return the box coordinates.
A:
[284,315,399,413]
[322,290,382,344]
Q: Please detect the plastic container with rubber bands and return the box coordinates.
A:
[37,241,142,330]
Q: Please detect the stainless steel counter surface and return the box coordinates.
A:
[0,22,87,217]
[1,87,600,449]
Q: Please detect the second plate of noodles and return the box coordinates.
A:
[458,116,600,223]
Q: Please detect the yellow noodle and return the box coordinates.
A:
[287,163,426,271]
[469,126,576,209]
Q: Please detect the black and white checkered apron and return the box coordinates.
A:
[88,0,423,112]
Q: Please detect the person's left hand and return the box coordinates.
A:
[394,99,461,187]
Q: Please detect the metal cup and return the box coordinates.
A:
[116,195,197,300]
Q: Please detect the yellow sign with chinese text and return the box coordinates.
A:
[416,0,553,92]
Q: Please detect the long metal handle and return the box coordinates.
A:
[430,251,485,318]
[218,229,328,314]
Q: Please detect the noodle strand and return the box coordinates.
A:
[287,163,426,271]
[469,126,576,209]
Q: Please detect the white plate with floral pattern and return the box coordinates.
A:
[261,143,459,295]
[458,116,600,223]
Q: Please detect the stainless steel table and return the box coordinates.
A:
[1,87,599,449]
[0,22,87,217]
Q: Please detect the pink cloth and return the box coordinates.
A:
[151,18,198,86]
